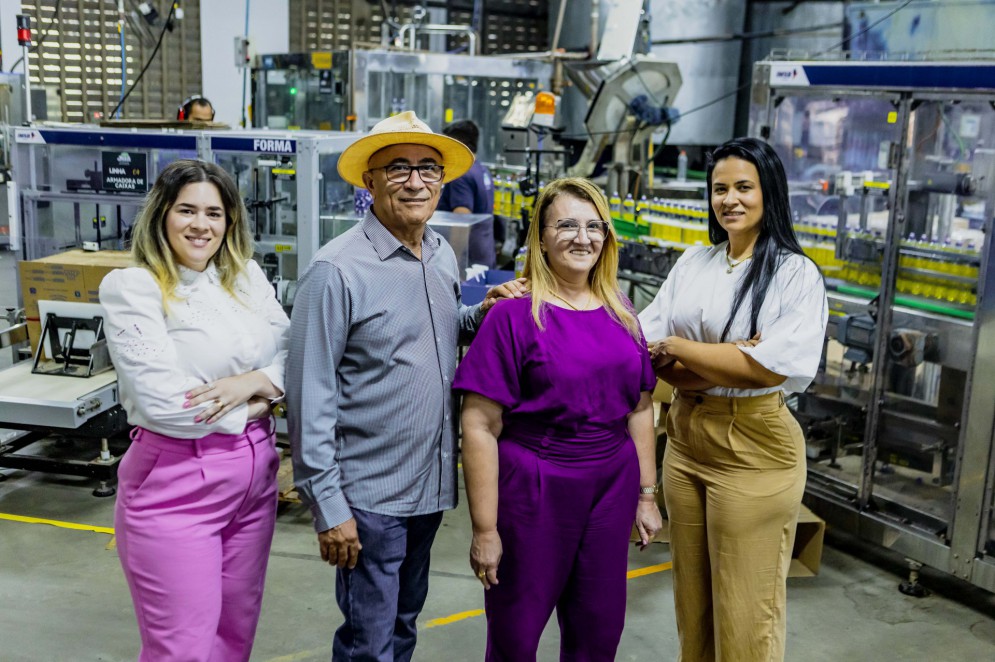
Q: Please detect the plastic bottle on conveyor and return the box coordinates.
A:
[515,246,528,279]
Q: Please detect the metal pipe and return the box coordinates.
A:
[494,50,589,61]
[21,45,32,124]
[591,0,600,57]
[0,322,29,349]
[551,0,568,53]
[397,23,479,55]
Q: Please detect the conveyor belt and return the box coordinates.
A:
[0,362,119,428]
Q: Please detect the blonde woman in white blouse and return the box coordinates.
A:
[639,138,827,662]
[99,160,289,662]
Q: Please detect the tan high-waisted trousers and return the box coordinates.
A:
[664,389,806,662]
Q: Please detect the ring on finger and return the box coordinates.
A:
[477,569,486,579]
[215,399,225,409]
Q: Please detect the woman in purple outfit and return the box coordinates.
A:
[454,177,663,661]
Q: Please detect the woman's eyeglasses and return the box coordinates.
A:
[544,220,610,240]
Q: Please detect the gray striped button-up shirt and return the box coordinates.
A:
[287,211,483,532]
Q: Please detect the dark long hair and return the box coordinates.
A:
[706,137,814,341]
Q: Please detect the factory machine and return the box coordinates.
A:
[252,48,555,266]
[0,124,365,490]
[0,122,500,489]
[252,49,553,165]
[747,55,995,592]
[8,125,363,300]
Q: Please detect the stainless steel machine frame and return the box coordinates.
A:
[201,129,361,303]
[252,49,553,165]
[8,125,360,301]
[2,125,363,487]
[749,56,995,592]
[9,125,198,259]
[0,72,31,249]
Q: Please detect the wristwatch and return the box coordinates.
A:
[639,484,660,495]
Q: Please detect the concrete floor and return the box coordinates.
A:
[1,463,995,661]
[1,251,995,660]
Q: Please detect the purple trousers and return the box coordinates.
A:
[114,419,280,662]
[485,437,640,662]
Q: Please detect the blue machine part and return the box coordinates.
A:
[768,62,995,91]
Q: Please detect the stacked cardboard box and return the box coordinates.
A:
[19,249,133,354]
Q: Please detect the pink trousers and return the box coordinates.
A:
[114,419,280,662]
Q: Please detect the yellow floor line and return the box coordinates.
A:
[424,608,485,628]
[4,509,671,661]
[627,561,672,579]
[0,512,114,535]
[266,562,672,660]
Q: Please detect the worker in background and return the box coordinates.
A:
[438,119,498,268]
[179,95,215,122]
[456,177,662,660]
[639,137,828,662]
[286,111,527,661]
[100,160,290,661]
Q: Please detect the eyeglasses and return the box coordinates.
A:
[369,164,445,183]
[544,219,610,240]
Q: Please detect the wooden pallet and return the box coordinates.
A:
[276,450,300,503]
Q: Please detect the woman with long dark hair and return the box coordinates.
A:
[639,137,827,661]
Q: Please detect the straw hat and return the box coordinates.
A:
[337,111,474,188]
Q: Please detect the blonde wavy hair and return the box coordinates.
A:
[522,177,640,340]
[129,159,253,307]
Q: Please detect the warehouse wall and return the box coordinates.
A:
[0,4,20,80]
[649,0,747,147]
[200,0,289,127]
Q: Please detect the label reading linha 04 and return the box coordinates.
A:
[101,151,149,193]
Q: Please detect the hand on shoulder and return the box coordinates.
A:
[480,277,529,314]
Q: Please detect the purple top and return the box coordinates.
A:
[454,296,656,463]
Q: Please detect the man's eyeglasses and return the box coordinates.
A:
[369,164,445,184]
[544,220,610,240]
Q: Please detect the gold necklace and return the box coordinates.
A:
[549,290,593,311]
[725,250,753,274]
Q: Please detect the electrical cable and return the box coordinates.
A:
[652,22,842,47]
[668,0,915,128]
[632,0,917,170]
[8,0,64,73]
[813,0,914,57]
[118,4,127,119]
[240,0,250,128]
[110,1,177,119]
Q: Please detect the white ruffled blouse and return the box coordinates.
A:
[99,259,290,438]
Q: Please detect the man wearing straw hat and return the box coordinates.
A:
[287,111,526,661]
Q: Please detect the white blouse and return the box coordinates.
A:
[639,243,828,397]
[99,259,290,438]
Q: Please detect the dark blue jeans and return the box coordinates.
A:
[332,509,445,662]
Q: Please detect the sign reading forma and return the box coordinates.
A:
[252,138,295,153]
[210,137,298,154]
[101,151,149,193]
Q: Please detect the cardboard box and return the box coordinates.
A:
[789,505,826,577]
[628,504,824,576]
[19,249,133,354]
